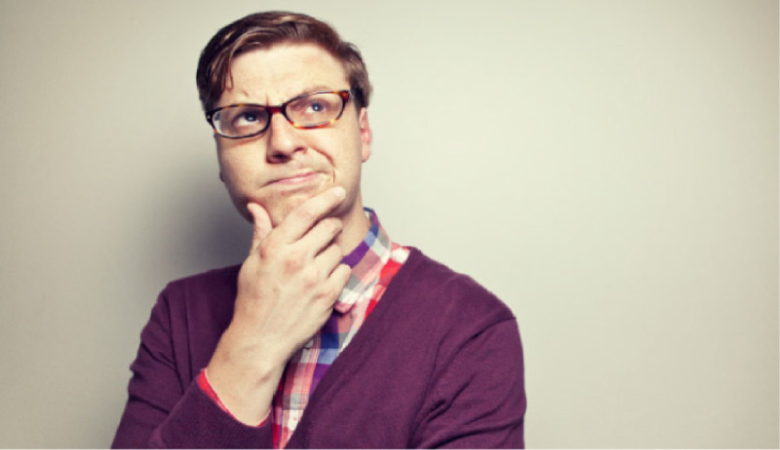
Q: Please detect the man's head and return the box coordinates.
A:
[196,12,373,235]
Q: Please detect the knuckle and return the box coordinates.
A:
[316,284,338,303]
[301,270,319,288]
[284,251,305,273]
[258,238,276,259]
[329,218,343,234]
[326,244,343,261]
[315,219,342,239]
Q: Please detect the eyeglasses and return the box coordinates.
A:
[205,90,352,139]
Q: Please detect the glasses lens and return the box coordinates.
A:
[286,92,346,128]
[213,105,270,138]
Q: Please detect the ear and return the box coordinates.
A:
[215,135,226,182]
[358,108,372,163]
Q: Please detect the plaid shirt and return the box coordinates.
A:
[199,209,409,448]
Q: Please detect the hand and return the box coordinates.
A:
[205,186,352,424]
[234,186,352,359]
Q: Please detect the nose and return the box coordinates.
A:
[266,111,305,162]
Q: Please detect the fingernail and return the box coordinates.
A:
[333,187,346,199]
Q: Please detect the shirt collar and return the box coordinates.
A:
[334,208,393,314]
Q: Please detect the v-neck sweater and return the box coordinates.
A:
[112,247,526,448]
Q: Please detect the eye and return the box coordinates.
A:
[227,106,268,130]
[300,99,329,115]
[235,111,258,125]
[284,92,344,127]
[289,95,336,116]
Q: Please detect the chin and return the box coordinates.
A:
[266,194,314,227]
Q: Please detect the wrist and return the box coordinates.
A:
[209,323,286,382]
[198,369,271,427]
[204,327,286,425]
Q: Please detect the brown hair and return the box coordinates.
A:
[196,11,372,112]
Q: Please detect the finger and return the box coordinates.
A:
[326,264,352,303]
[247,202,273,254]
[276,186,346,244]
[298,218,342,257]
[313,243,344,277]
[312,263,351,315]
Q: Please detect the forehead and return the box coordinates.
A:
[220,43,349,106]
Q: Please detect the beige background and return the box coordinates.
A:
[0,0,777,448]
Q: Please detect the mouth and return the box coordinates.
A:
[268,171,320,186]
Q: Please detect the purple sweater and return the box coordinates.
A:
[112,248,526,448]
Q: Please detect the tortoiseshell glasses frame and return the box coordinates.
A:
[205,90,352,139]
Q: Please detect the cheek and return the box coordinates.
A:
[324,132,364,173]
[218,149,257,186]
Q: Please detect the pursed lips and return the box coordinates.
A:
[267,171,320,186]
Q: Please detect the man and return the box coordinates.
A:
[113,11,525,449]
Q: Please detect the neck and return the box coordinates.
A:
[335,199,370,255]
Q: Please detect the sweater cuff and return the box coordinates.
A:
[197,370,270,428]
[149,376,273,448]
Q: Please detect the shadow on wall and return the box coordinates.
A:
[144,145,251,284]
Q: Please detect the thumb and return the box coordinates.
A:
[247,202,272,253]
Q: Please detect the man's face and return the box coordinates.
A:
[214,43,372,227]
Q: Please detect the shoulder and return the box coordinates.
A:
[155,265,241,317]
[163,265,241,297]
[387,247,516,333]
[143,265,241,363]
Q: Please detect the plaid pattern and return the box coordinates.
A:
[271,208,409,448]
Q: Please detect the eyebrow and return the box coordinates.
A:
[281,85,346,103]
[295,85,337,96]
[217,85,347,110]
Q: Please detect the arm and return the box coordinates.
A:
[111,289,273,449]
[205,187,351,424]
[412,319,526,449]
[112,187,352,448]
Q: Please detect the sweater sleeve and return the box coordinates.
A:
[412,318,526,449]
[111,288,273,449]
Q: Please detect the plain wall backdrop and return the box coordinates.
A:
[0,0,777,448]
